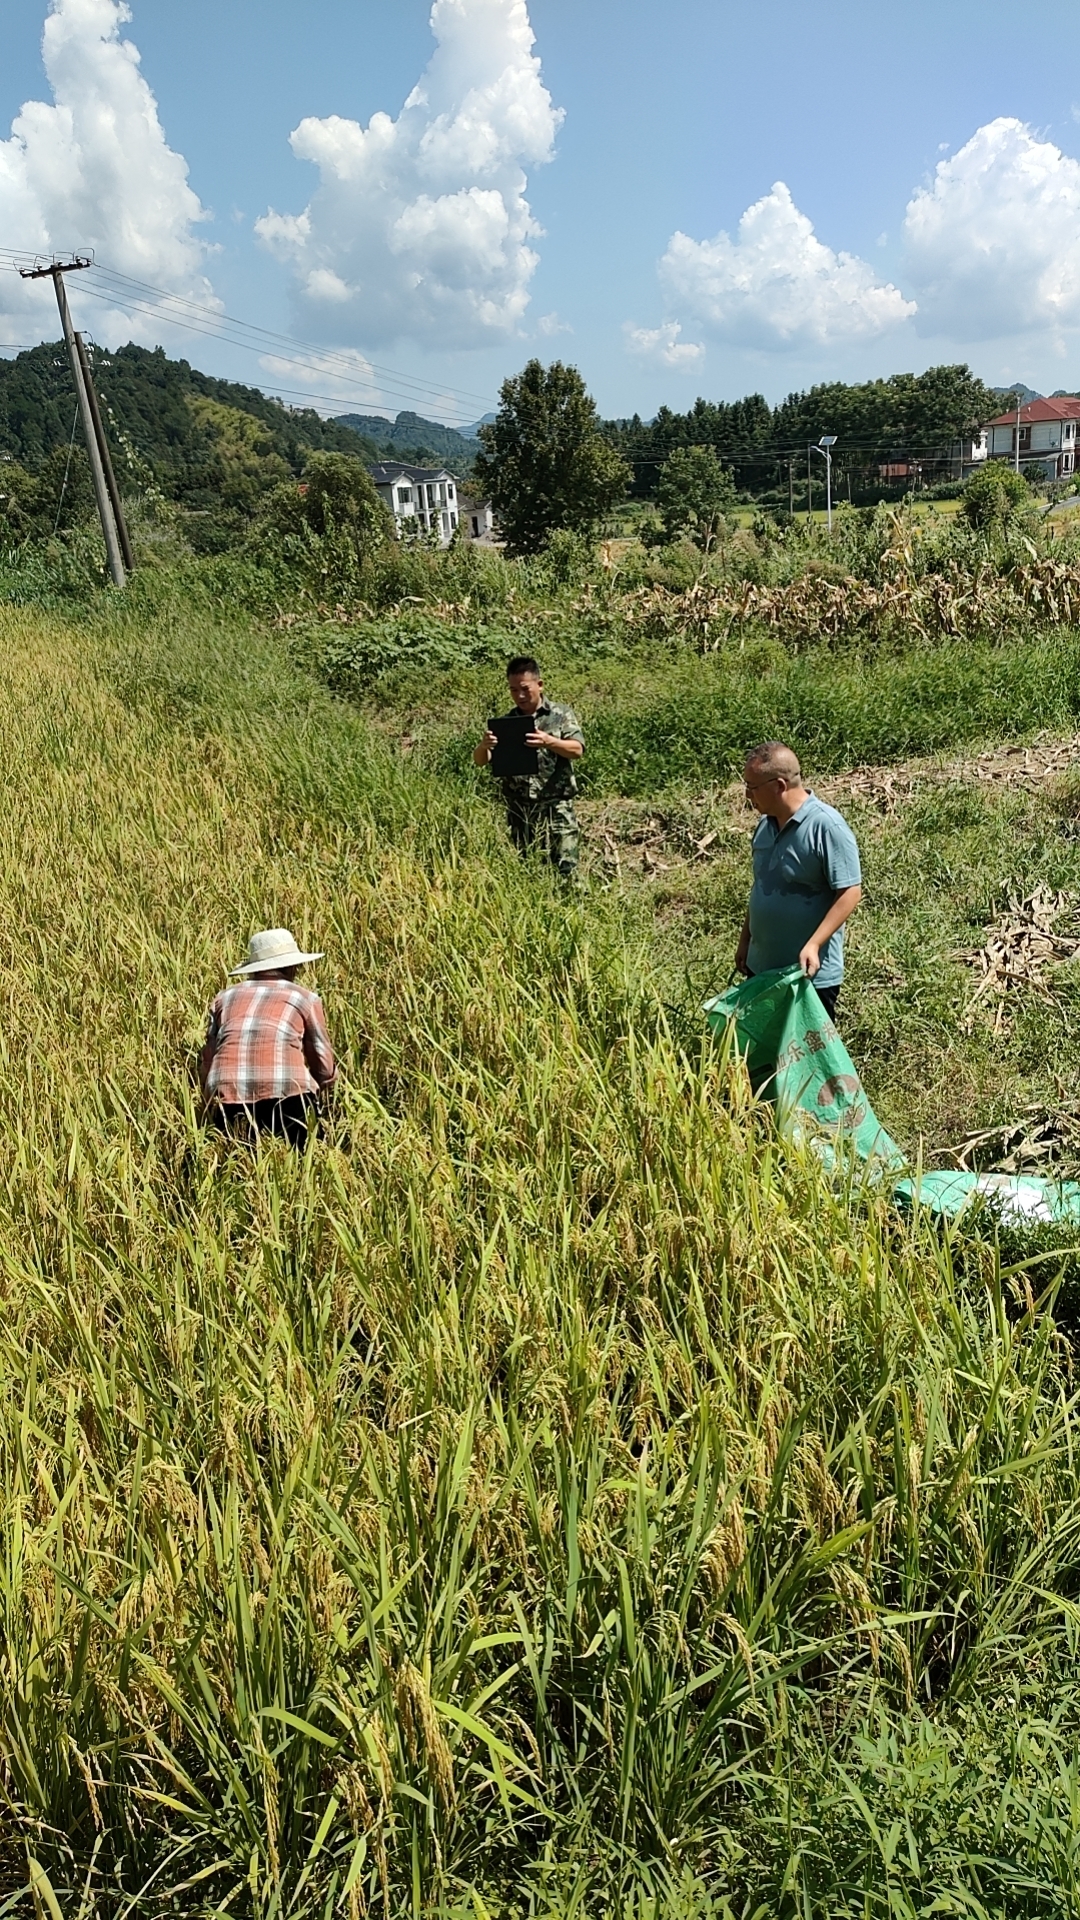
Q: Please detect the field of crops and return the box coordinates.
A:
[0,589,1078,1916]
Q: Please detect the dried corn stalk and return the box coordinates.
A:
[953,1102,1080,1173]
[614,555,1080,653]
[962,886,1080,1033]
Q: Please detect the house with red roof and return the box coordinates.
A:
[986,397,1080,480]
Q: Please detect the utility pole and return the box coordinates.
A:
[788,458,794,517]
[20,257,128,587]
[75,332,134,574]
[807,445,813,523]
[1015,393,1022,475]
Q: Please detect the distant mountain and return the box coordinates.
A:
[333,413,398,443]
[0,339,369,494]
[990,383,1042,407]
[335,409,476,470]
[462,413,497,440]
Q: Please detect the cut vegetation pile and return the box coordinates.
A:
[961,886,1080,1033]
[0,598,1078,1916]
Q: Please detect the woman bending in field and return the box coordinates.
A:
[199,928,337,1149]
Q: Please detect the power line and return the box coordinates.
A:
[605,428,990,454]
[2,251,994,464]
[52,402,80,536]
[0,250,496,427]
[237,378,480,423]
[71,281,481,424]
[71,280,483,425]
[82,263,497,410]
[610,446,977,466]
[606,432,988,460]
[75,280,485,428]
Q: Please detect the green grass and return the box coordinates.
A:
[0,594,1078,1913]
[347,625,1080,804]
[731,501,966,526]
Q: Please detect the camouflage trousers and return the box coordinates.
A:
[504,794,580,877]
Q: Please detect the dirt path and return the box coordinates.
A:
[821,733,1080,812]
[579,731,1080,874]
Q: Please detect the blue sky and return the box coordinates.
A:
[3,0,1080,426]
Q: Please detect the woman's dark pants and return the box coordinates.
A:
[210,1095,321,1150]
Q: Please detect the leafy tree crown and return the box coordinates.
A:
[474,359,631,557]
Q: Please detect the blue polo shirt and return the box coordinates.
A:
[747,792,861,988]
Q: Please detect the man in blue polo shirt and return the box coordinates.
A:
[734,741,862,1020]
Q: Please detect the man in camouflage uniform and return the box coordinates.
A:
[475,655,584,877]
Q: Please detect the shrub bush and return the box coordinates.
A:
[963,461,1036,530]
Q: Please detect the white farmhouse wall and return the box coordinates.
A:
[370,466,459,546]
[1031,423,1061,452]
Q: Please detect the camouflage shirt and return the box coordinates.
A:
[493,698,584,803]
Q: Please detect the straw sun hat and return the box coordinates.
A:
[230,928,325,976]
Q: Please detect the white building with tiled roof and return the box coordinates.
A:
[368,462,460,545]
[986,397,1080,480]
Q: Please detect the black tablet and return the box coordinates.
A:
[488,713,540,777]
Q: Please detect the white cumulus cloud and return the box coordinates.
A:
[903,118,1080,339]
[624,320,705,369]
[256,0,562,349]
[652,182,914,352]
[0,0,217,345]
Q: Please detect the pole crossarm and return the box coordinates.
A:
[18,256,93,281]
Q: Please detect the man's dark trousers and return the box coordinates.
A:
[505,794,580,877]
[812,982,840,1022]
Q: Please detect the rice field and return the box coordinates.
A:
[0,598,1079,1915]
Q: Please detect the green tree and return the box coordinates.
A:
[0,448,97,539]
[186,395,292,514]
[605,393,774,499]
[0,340,379,528]
[261,452,390,548]
[656,444,737,547]
[0,460,42,538]
[474,360,631,556]
[772,364,999,455]
[253,452,393,602]
[962,460,1034,531]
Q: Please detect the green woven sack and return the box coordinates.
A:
[704,966,903,1170]
[704,966,1080,1224]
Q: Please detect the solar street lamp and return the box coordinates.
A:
[811,435,838,531]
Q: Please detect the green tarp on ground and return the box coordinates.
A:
[704,966,1080,1226]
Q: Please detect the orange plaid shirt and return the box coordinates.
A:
[203,980,336,1105]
